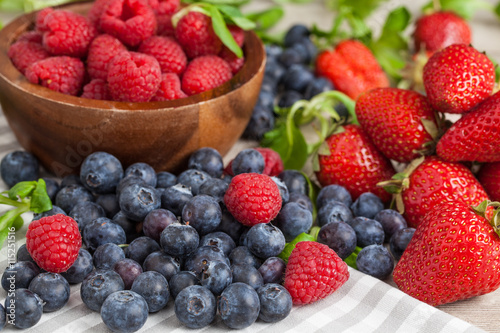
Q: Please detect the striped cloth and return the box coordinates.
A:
[0,110,485,333]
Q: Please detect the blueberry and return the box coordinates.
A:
[257,283,293,323]
[111,211,141,243]
[160,222,199,257]
[61,248,94,284]
[283,24,310,47]
[124,162,157,187]
[60,174,82,187]
[131,271,169,313]
[245,224,286,259]
[101,290,149,332]
[83,217,127,251]
[390,227,416,260]
[282,64,314,93]
[335,102,349,119]
[231,263,264,289]
[265,44,283,59]
[317,221,357,260]
[349,217,385,248]
[42,177,60,202]
[169,271,200,299]
[317,184,353,208]
[119,183,161,221]
[288,192,313,213]
[55,184,94,213]
[374,209,408,239]
[93,243,126,270]
[160,183,193,216]
[81,269,125,312]
[304,77,333,100]
[275,202,313,241]
[278,90,303,108]
[175,285,217,329]
[28,272,70,312]
[278,170,309,196]
[143,208,177,243]
[200,231,236,257]
[242,104,275,141]
[231,149,265,175]
[184,245,230,277]
[356,244,394,280]
[142,251,181,281]
[127,236,161,266]
[216,207,249,243]
[95,193,120,218]
[228,246,262,269]
[182,195,222,235]
[69,201,106,231]
[258,257,286,284]
[0,303,5,330]
[271,176,290,204]
[0,150,39,187]
[317,200,353,227]
[200,261,232,295]
[176,169,211,195]
[218,282,260,329]
[4,288,43,329]
[155,171,177,188]
[297,37,318,64]
[113,258,143,290]
[80,151,123,194]
[260,76,279,96]
[32,205,66,220]
[15,244,36,264]
[198,178,228,203]
[188,147,224,178]
[351,192,385,218]
[1,261,40,291]
[116,175,146,199]
[278,47,306,68]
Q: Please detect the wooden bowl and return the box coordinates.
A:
[0,2,265,177]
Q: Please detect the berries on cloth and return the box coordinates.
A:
[151,73,187,101]
[81,79,111,100]
[138,36,187,75]
[86,34,127,81]
[8,40,50,75]
[175,11,222,59]
[284,241,349,305]
[26,214,82,273]
[181,55,233,96]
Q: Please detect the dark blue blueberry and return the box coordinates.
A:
[175,285,216,329]
[304,77,333,100]
[257,283,292,323]
[231,264,264,290]
[32,205,66,220]
[143,208,177,243]
[316,184,353,208]
[188,147,224,178]
[317,221,357,260]
[142,251,181,281]
[275,202,313,241]
[374,209,408,239]
[264,58,285,86]
[182,195,221,235]
[200,231,236,257]
[184,245,230,277]
[216,207,249,243]
[272,176,289,204]
[242,104,275,141]
[288,192,313,213]
[169,271,200,299]
[84,217,127,251]
[126,236,161,266]
[131,271,169,313]
[283,24,310,47]
[96,193,120,218]
[93,243,126,270]
[160,222,199,257]
[265,44,283,59]
[390,227,416,260]
[176,169,211,196]
[282,64,314,93]
[16,244,36,264]
[60,174,82,187]
[0,151,39,187]
[80,269,125,312]
[260,76,279,96]
[116,175,146,199]
[351,192,385,218]
[228,246,261,269]
[42,177,60,202]
[231,148,265,175]
[317,200,353,227]
[0,303,5,330]
[258,257,286,284]
[245,224,286,259]
[124,162,157,187]
[349,217,385,248]
[297,37,318,64]
[1,261,40,291]
[61,248,94,284]
[155,171,177,188]
[200,261,232,295]
[112,211,142,243]
[356,244,394,280]
[69,201,106,231]
[4,288,43,329]
[55,184,94,214]
[80,151,123,194]
[119,183,161,221]
[278,90,303,108]
[335,102,349,119]
[113,258,143,290]
[28,272,70,312]
[278,170,309,196]
[218,282,260,329]
[198,178,228,203]
[101,290,149,332]
[160,183,193,216]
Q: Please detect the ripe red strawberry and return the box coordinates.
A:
[413,11,471,54]
[356,88,438,163]
[315,124,395,202]
[315,40,389,100]
[477,162,500,201]
[175,11,222,59]
[284,241,349,305]
[224,173,282,227]
[423,44,495,114]
[393,200,500,306]
[436,90,500,163]
[26,214,82,273]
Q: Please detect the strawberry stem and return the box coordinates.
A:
[432,0,441,11]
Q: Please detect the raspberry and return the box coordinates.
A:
[35,7,54,31]
[8,40,50,75]
[81,79,111,100]
[107,51,162,102]
[26,214,82,273]
[156,13,175,36]
[284,241,349,305]
[88,0,112,28]
[227,25,245,47]
[42,10,98,58]
[100,0,157,47]
[25,56,85,96]
[224,173,282,227]
[254,148,284,176]
[16,31,43,44]
[181,55,233,96]
[150,0,179,14]
[175,11,222,59]
[138,36,187,75]
[151,73,187,101]
[87,34,127,80]
[219,48,245,75]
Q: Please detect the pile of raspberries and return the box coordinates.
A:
[7,0,246,102]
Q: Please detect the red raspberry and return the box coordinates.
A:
[254,148,284,176]
[26,214,82,273]
[8,40,50,75]
[284,241,349,305]
[88,0,113,28]
[181,55,232,96]
[25,56,85,96]
[156,13,175,36]
[149,0,179,14]
[100,0,157,47]
[42,10,98,58]
[219,48,245,75]
[138,36,187,75]
[35,7,54,32]
[87,34,127,80]
[16,31,43,44]
[175,11,222,59]
[81,79,111,100]
[107,51,162,102]
[227,25,245,47]
[224,173,282,227]
[151,73,187,101]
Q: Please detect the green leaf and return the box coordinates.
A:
[273,0,313,4]
[300,171,320,221]
[12,215,24,230]
[22,0,84,11]
[204,4,243,58]
[216,4,256,30]
[0,0,25,11]
[7,181,37,201]
[495,2,500,19]
[423,0,492,20]
[382,6,411,33]
[326,0,389,19]
[278,233,316,263]
[30,179,53,214]
[245,6,284,31]
[183,0,250,6]
[344,246,362,269]
[489,56,500,83]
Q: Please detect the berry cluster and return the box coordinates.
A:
[8,1,244,102]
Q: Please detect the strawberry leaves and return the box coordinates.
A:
[423,0,492,20]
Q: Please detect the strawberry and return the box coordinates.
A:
[477,162,500,202]
[423,44,495,114]
[315,124,395,203]
[356,88,439,163]
[315,40,389,100]
[393,200,500,306]
[436,90,500,163]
